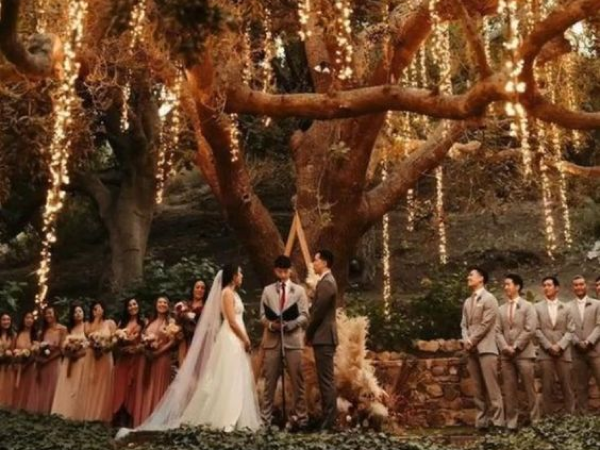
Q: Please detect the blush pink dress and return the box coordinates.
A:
[79,320,116,422]
[28,325,66,414]
[51,324,87,420]
[12,331,36,411]
[0,334,15,407]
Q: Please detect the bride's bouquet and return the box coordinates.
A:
[88,332,114,359]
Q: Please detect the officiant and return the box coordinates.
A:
[260,255,310,429]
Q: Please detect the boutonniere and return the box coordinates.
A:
[558,304,564,310]
[290,285,296,295]
[585,302,592,308]
[516,304,521,310]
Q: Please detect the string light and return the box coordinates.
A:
[381,126,392,316]
[229,113,242,163]
[121,0,148,130]
[564,54,585,150]
[498,0,532,176]
[435,167,448,265]
[262,8,275,126]
[297,0,312,41]
[334,0,354,80]
[155,75,183,205]
[37,0,49,34]
[35,1,88,316]
[557,168,572,247]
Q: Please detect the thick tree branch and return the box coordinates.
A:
[225,75,505,120]
[69,171,113,219]
[361,121,471,224]
[0,0,59,78]
[526,96,600,130]
[451,0,492,79]
[558,161,600,178]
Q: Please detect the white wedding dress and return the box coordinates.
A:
[180,291,262,431]
[116,272,261,439]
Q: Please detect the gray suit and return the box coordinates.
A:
[460,288,504,428]
[260,281,309,425]
[496,298,539,429]
[306,272,338,430]
[534,299,575,415]
[568,297,600,413]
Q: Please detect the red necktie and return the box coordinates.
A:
[280,282,286,311]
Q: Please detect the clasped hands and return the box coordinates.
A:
[268,320,295,333]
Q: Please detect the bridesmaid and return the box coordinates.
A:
[0,312,15,407]
[28,306,66,414]
[176,280,206,365]
[12,311,38,411]
[80,300,116,422]
[112,297,144,426]
[132,295,177,426]
[51,303,88,419]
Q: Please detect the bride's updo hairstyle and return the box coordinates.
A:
[221,264,240,288]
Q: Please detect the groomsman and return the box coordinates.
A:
[496,274,539,429]
[260,255,310,428]
[568,275,600,414]
[596,275,600,298]
[461,267,504,430]
[306,250,338,431]
[535,276,575,416]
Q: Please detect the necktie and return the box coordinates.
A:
[509,302,515,326]
[280,282,286,312]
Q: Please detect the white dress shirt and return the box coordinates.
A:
[546,298,559,327]
[576,296,588,322]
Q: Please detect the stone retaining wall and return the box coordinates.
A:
[371,339,600,427]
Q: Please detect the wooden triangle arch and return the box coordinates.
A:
[284,212,313,274]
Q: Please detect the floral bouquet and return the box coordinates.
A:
[12,348,35,389]
[39,341,52,358]
[88,332,114,359]
[162,321,183,343]
[141,332,159,386]
[64,334,88,377]
[175,302,197,322]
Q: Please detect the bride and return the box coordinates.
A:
[118,264,261,437]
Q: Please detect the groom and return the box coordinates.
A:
[306,250,338,431]
[260,255,310,429]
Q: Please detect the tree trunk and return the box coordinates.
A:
[102,170,155,295]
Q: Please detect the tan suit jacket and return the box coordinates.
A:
[534,299,575,362]
[260,281,309,350]
[496,297,537,360]
[461,288,500,355]
[569,297,600,357]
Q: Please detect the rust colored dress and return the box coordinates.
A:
[28,325,67,414]
[111,321,142,419]
[12,332,36,411]
[79,320,116,422]
[51,325,87,420]
[132,317,174,426]
[0,334,15,407]
[177,301,202,366]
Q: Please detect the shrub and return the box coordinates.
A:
[345,294,414,352]
[407,272,470,341]
[0,281,28,316]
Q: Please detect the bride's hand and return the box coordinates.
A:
[243,337,251,353]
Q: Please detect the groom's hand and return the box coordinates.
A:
[269,321,282,332]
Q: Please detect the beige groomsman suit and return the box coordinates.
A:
[534,298,576,415]
[260,280,310,425]
[568,296,600,413]
[461,287,504,428]
[496,297,539,429]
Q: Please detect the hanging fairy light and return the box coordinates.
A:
[262,8,275,127]
[121,0,148,130]
[333,0,354,80]
[297,0,312,41]
[155,76,183,205]
[557,168,572,247]
[37,0,49,34]
[435,167,448,265]
[229,113,242,163]
[406,189,415,232]
[381,113,392,316]
[483,16,494,64]
[35,1,88,315]
[498,0,532,175]
[564,54,585,150]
